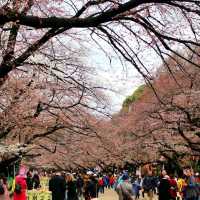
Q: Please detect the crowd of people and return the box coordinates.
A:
[114,167,200,200]
[0,168,116,200]
[0,166,200,200]
[0,168,42,200]
[48,171,117,200]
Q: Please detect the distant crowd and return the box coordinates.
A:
[0,166,200,200]
[115,167,200,200]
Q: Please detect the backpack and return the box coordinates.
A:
[0,183,5,195]
[15,183,22,194]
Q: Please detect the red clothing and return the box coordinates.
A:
[98,179,104,186]
[169,178,177,199]
[109,177,115,185]
[195,177,200,184]
[13,176,27,200]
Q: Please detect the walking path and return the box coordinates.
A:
[98,189,118,200]
[98,189,158,200]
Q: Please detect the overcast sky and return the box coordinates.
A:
[90,54,142,113]
[85,38,162,113]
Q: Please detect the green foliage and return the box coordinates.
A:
[122,84,146,108]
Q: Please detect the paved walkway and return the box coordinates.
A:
[98,189,118,200]
[98,189,158,200]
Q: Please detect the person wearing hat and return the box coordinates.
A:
[116,173,133,200]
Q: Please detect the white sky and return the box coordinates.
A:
[92,58,141,112]
[82,33,164,113]
[87,47,158,113]
[81,8,198,114]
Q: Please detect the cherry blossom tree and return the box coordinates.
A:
[1,0,200,169]
[0,1,200,82]
[97,53,200,169]
[0,63,108,168]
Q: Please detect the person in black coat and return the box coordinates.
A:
[85,176,98,199]
[49,172,67,200]
[26,171,33,190]
[158,170,171,200]
[33,171,40,189]
[66,174,78,200]
[76,175,84,198]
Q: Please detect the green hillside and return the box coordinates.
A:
[122,84,145,108]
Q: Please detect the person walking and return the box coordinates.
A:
[32,170,40,189]
[132,176,141,200]
[183,168,199,200]
[142,171,155,200]
[109,175,115,189]
[85,175,98,200]
[66,174,78,200]
[49,172,66,200]
[116,173,133,200]
[177,173,186,200]
[98,177,104,194]
[158,170,171,200]
[13,170,27,200]
[168,173,178,200]
[0,174,11,200]
[76,174,84,199]
[26,171,33,190]
[103,175,109,189]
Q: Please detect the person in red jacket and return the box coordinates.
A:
[13,166,27,200]
[13,175,27,200]
[98,177,104,194]
[168,174,177,200]
[109,176,115,189]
